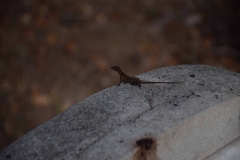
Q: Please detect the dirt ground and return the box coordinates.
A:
[0,0,240,151]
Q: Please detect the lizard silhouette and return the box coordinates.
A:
[111,65,182,88]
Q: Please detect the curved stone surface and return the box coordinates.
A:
[0,65,240,160]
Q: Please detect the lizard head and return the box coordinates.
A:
[111,65,121,72]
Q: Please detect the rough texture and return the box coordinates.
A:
[0,65,240,160]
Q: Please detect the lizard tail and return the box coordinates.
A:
[141,81,183,84]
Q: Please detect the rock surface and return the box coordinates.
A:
[1,65,240,160]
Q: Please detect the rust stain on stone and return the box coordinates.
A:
[133,137,159,160]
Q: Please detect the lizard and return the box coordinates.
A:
[111,65,182,88]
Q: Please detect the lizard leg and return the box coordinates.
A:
[133,76,139,80]
[118,75,123,86]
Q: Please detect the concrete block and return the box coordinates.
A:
[0,65,240,160]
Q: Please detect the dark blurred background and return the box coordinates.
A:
[0,0,240,151]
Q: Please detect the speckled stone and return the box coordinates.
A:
[1,65,240,160]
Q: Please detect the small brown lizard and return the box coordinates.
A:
[111,65,182,87]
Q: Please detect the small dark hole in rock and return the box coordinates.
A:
[190,74,195,77]
[136,138,153,150]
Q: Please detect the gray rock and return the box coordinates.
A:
[1,65,240,160]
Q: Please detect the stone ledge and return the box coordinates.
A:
[0,65,240,160]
